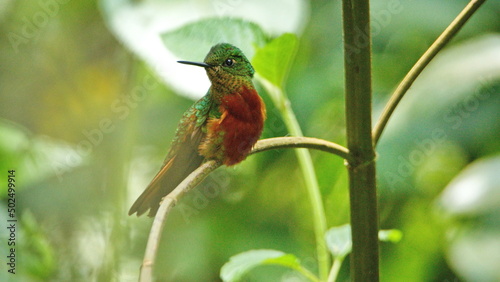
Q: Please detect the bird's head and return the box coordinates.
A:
[178,43,255,84]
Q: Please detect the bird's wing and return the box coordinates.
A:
[128,95,212,217]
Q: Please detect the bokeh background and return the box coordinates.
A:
[1,0,500,281]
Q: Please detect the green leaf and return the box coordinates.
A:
[220,249,285,281]
[325,224,352,259]
[378,229,403,243]
[263,253,302,269]
[162,18,269,61]
[220,249,318,282]
[252,33,298,87]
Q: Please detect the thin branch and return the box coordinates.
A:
[372,0,487,145]
[251,137,350,162]
[138,136,349,281]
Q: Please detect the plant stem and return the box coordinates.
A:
[372,0,487,145]
[285,113,330,281]
[297,266,321,282]
[326,258,344,282]
[341,0,379,281]
[257,77,330,280]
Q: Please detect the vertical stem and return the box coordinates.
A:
[341,0,379,281]
[282,106,330,281]
[257,77,330,280]
[327,258,344,282]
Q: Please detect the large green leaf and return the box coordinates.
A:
[252,33,299,87]
[162,18,269,61]
[438,155,500,216]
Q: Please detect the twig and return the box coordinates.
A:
[251,136,350,162]
[372,0,487,145]
[139,160,222,282]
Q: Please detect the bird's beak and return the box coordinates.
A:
[177,61,212,68]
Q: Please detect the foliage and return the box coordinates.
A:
[1,0,499,281]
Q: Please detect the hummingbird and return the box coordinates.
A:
[129,43,266,217]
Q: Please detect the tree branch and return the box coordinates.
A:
[372,0,487,145]
[251,136,350,161]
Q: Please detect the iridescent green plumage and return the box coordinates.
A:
[129,43,266,217]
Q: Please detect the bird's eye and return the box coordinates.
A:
[224,58,234,67]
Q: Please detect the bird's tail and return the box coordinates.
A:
[128,153,204,217]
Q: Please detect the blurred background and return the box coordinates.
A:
[1,0,500,281]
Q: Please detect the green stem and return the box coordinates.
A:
[342,0,379,281]
[326,258,344,282]
[287,124,330,282]
[258,76,330,281]
[297,266,321,282]
[372,0,487,145]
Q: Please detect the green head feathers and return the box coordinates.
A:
[178,43,255,78]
